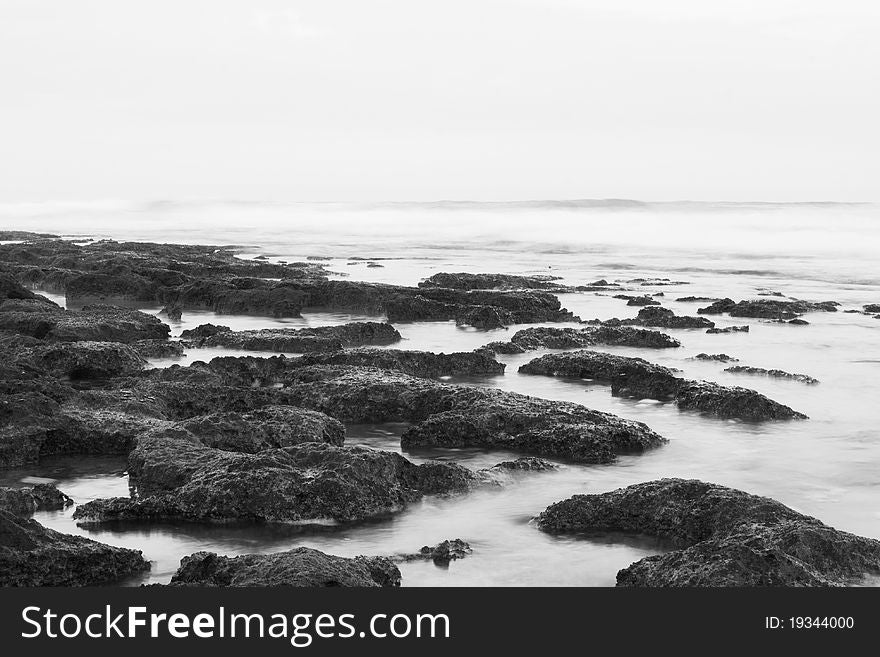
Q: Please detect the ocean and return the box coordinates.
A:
[2,199,879,585]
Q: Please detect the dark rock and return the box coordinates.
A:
[419,272,564,291]
[723,366,819,385]
[477,340,526,355]
[519,351,807,421]
[0,303,170,343]
[170,548,400,587]
[625,296,660,307]
[0,273,38,300]
[481,326,681,353]
[0,484,73,517]
[706,325,749,334]
[699,298,839,320]
[131,339,185,359]
[863,304,880,314]
[676,296,722,303]
[788,318,809,325]
[187,322,401,353]
[160,303,182,321]
[274,365,666,463]
[0,509,150,586]
[179,323,231,340]
[24,341,147,379]
[397,539,472,565]
[625,306,714,329]
[536,479,880,586]
[693,353,738,362]
[75,434,475,525]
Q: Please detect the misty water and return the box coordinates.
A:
[3,200,880,586]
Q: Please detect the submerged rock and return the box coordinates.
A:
[519,350,807,421]
[723,366,819,385]
[0,484,73,517]
[706,325,749,334]
[170,548,400,587]
[0,509,150,586]
[536,479,880,586]
[396,539,473,565]
[693,353,738,362]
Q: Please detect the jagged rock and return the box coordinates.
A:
[623,306,714,329]
[706,325,749,334]
[0,484,73,517]
[0,509,150,586]
[519,350,807,421]
[676,296,722,303]
[170,549,400,587]
[179,323,231,340]
[185,322,402,353]
[693,353,738,362]
[699,298,839,320]
[419,272,564,291]
[863,304,880,314]
[479,326,680,354]
[75,434,475,525]
[0,303,170,343]
[396,539,472,565]
[24,341,147,378]
[724,366,819,385]
[160,303,182,321]
[131,339,185,359]
[625,296,660,307]
[536,479,880,586]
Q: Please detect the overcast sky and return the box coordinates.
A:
[1,0,878,202]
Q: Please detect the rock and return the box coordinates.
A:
[0,484,73,517]
[160,303,182,321]
[693,353,738,362]
[0,509,150,586]
[179,323,231,340]
[24,341,147,379]
[676,296,722,303]
[178,405,346,453]
[624,306,714,329]
[419,272,564,291]
[170,548,400,587]
[863,304,880,314]
[0,231,59,241]
[723,366,819,385]
[0,273,38,300]
[366,262,384,268]
[0,303,170,343]
[74,435,475,525]
[699,298,839,320]
[706,325,749,334]
[187,322,402,353]
[519,350,807,421]
[480,326,680,354]
[268,365,666,463]
[397,539,472,565]
[536,479,880,586]
[788,318,809,325]
[454,305,510,330]
[477,341,526,355]
[487,456,557,472]
[625,296,660,307]
[131,339,185,359]
[65,272,157,305]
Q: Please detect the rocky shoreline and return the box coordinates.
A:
[1,234,876,587]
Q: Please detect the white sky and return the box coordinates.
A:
[1,0,878,202]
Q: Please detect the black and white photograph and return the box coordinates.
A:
[1,0,878,651]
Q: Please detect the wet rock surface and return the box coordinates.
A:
[0,483,73,517]
[699,298,839,320]
[479,325,680,354]
[0,509,150,586]
[519,350,807,421]
[536,479,880,586]
[723,366,819,384]
[183,321,402,352]
[706,325,749,334]
[170,548,400,587]
[693,353,738,362]
[419,272,565,291]
[396,539,473,565]
[597,306,715,329]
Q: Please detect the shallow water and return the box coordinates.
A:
[2,200,880,585]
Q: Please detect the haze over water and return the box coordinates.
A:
[3,199,880,586]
